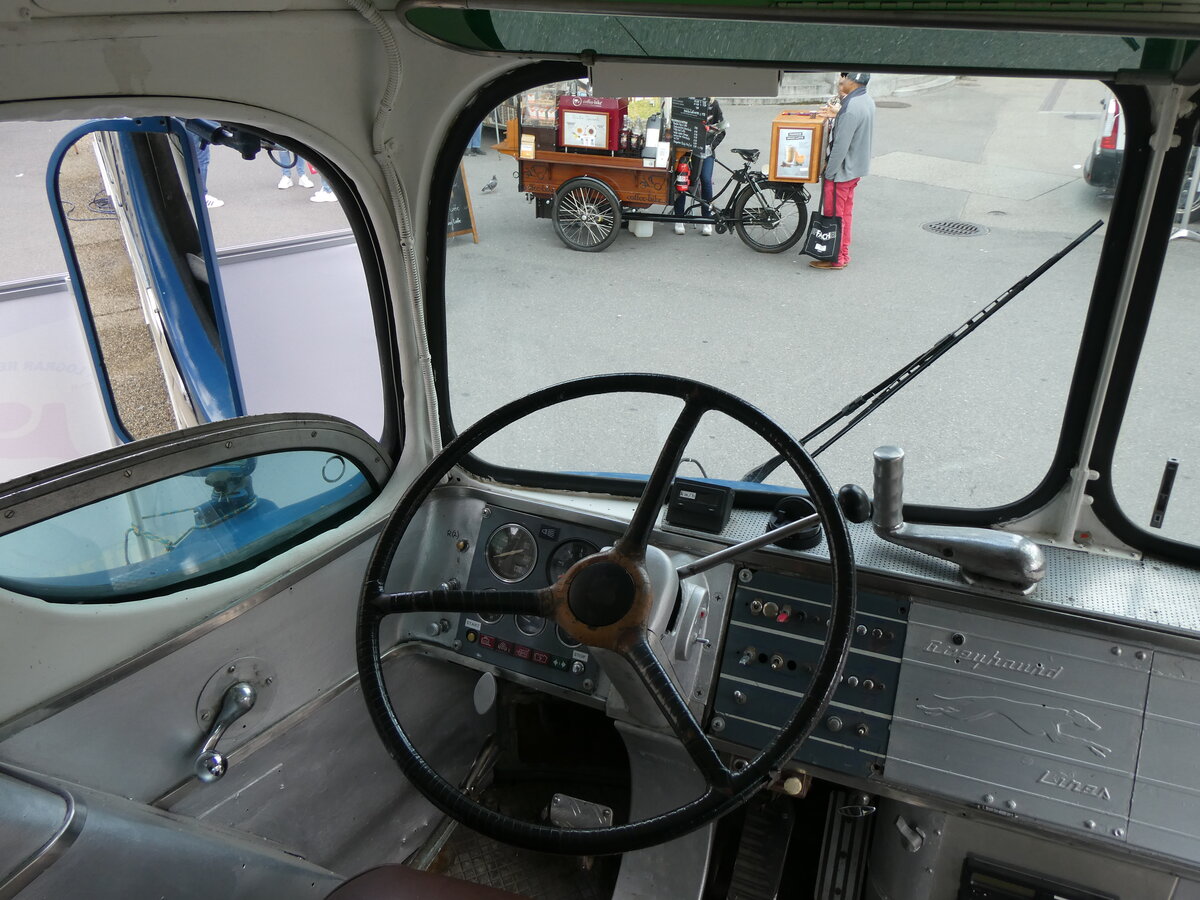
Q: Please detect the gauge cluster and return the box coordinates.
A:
[455,506,615,697]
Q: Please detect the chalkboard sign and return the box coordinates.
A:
[670,97,709,153]
[447,164,478,242]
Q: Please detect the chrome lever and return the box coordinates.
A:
[194,681,256,783]
[871,446,1045,594]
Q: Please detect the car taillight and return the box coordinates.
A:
[1100,105,1120,150]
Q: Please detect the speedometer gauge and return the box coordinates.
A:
[485,523,537,583]
[547,539,597,582]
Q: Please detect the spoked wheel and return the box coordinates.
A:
[356,373,856,856]
[552,177,623,251]
[733,183,807,252]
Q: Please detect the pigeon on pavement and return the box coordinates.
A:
[481,175,498,193]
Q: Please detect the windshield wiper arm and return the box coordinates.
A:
[741,220,1104,483]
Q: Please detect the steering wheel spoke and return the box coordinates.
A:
[369,586,554,619]
[622,635,732,792]
[616,397,708,556]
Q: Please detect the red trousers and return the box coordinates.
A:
[821,177,860,266]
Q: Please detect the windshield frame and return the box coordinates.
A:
[424,58,1173,553]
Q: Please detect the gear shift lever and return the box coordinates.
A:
[871,446,1045,594]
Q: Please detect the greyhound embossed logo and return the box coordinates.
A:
[916,695,1112,759]
[923,639,1063,679]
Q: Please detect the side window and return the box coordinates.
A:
[1109,137,1200,546]
[0,420,388,602]
[1,115,387,485]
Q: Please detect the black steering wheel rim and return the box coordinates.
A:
[356,373,856,855]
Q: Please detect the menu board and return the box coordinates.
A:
[446,164,478,242]
[670,96,709,153]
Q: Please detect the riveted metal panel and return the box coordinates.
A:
[1129,651,1200,863]
[887,602,1151,840]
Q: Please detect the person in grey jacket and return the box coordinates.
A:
[810,72,875,269]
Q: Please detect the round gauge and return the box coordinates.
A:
[556,624,581,648]
[485,523,537,583]
[547,539,598,582]
[515,615,546,637]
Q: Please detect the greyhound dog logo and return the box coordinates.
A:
[917,694,1112,759]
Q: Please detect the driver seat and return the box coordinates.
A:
[325,865,529,899]
[732,147,760,163]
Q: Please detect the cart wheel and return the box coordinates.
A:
[553,177,623,252]
[733,184,807,253]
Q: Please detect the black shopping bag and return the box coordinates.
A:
[801,184,842,261]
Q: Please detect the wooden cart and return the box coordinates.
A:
[493,118,812,254]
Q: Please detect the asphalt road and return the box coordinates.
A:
[3,75,1198,545]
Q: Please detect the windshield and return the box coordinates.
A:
[443,73,1111,512]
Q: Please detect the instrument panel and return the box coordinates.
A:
[453,507,613,697]
[439,498,1200,875]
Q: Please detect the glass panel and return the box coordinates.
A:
[1111,149,1200,544]
[407,10,1149,75]
[0,449,373,602]
[446,74,1109,508]
[1,115,387,485]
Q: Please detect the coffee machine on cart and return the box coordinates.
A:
[492,89,825,253]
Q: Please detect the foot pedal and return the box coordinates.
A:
[727,796,795,900]
[814,790,875,900]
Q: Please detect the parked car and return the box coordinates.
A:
[1085,94,1200,221]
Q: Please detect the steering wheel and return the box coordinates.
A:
[356,374,855,855]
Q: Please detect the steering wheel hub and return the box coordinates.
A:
[566,558,637,628]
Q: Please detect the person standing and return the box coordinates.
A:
[277,151,314,190]
[466,123,484,156]
[810,72,874,270]
[673,97,725,236]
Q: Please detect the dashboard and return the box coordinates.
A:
[404,492,1200,877]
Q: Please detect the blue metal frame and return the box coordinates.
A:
[46,116,244,438]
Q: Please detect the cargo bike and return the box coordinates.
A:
[492,95,819,253]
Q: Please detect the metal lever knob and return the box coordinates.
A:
[194,681,256,783]
[872,446,905,531]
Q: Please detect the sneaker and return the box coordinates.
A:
[277,175,293,189]
[298,174,314,188]
[310,190,337,203]
[205,194,224,208]
[674,223,686,235]
[700,224,713,236]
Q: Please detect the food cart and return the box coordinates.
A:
[492,92,821,253]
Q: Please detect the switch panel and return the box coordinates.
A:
[710,568,908,777]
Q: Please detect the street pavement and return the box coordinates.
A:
[3,75,1198,545]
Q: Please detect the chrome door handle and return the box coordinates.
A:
[194,681,256,783]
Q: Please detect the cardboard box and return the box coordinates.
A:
[769,112,826,183]
[519,134,536,159]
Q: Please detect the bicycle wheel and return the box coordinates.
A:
[733,183,807,253]
[553,177,623,252]
[267,147,299,170]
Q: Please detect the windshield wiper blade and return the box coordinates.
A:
[742,220,1104,483]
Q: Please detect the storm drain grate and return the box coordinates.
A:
[922,220,988,237]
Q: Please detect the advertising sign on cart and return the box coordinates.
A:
[556,96,627,151]
[769,112,825,183]
[774,126,814,179]
[560,110,609,149]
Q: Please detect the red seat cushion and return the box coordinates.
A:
[325,865,528,900]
